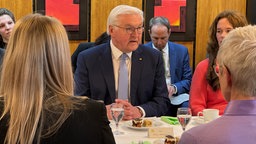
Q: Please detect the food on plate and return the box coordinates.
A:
[132,118,153,127]
[142,119,152,127]
[164,135,179,144]
[132,118,143,127]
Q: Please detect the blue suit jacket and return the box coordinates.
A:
[144,41,192,95]
[74,42,170,117]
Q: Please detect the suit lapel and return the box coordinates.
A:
[100,45,116,102]
[130,46,143,104]
[168,42,176,83]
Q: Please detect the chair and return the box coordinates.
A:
[71,42,95,73]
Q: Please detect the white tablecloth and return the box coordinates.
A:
[110,117,202,144]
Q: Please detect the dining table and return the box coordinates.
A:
[110,116,204,144]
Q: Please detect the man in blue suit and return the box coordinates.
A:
[144,16,192,116]
[74,5,170,120]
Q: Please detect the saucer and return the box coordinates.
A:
[193,117,205,124]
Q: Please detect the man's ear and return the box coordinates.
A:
[148,29,151,35]
[224,66,232,87]
[168,28,171,36]
[108,25,114,34]
[220,66,232,102]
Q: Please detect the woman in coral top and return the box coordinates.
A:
[190,10,248,116]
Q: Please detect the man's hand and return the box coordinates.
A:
[115,99,142,120]
[167,85,176,97]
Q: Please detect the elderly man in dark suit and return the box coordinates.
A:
[74,5,170,120]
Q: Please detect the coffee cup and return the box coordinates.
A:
[197,109,219,123]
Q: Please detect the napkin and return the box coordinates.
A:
[161,116,179,125]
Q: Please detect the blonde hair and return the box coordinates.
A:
[0,14,77,143]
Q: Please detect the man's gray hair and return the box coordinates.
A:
[149,16,171,31]
[106,5,143,34]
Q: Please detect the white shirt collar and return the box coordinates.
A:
[110,40,132,59]
[152,43,169,53]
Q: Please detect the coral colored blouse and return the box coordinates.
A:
[189,59,228,116]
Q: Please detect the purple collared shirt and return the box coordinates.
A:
[179,100,256,144]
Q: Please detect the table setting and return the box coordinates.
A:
[110,116,203,144]
[110,105,221,144]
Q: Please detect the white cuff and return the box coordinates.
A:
[171,84,177,94]
[137,106,146,118]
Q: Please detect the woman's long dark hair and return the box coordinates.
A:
[206,10,248,91]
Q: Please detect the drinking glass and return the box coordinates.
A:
[177,107,192,131]
[111,103,124,135]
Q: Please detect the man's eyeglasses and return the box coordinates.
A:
[113,25,144,34]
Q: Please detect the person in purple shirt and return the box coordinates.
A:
[179,25,256,144]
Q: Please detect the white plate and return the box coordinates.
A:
[124,119,163,130]
[153,138,165,144]
[153,137,180,144]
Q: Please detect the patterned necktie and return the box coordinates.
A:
[160,50,167,76]
[161,49,171,84]
[118,53,128,100]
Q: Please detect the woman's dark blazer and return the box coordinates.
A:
[0,98,116,144]
[0,48,4,64]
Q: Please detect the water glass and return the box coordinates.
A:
[111,103,124,135]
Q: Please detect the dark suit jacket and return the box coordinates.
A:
[71,42,95,72]
[144,41,192,95]
[74,42,170,117]
[0,98,115,144]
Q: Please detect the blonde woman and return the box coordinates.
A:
[0,14,115,144]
